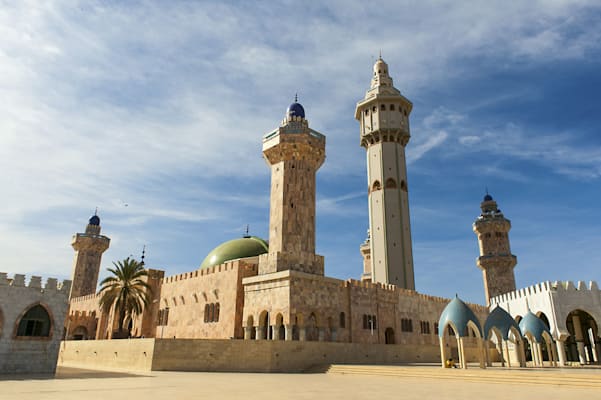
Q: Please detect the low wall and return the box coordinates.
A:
[58,339,155,372]
[59,339,496,373]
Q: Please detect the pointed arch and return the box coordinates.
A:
[385,178,397,189]
[372,180,381,191]
[14,303,53,338]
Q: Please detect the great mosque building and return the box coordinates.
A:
[61,58,601,370]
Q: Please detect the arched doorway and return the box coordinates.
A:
[71,326,88,340]
[259,311,269,340]
[306,313,318,341]
[385,327,395,344]
[565,309,600,364]
[275,313,285,340]
[246,315,256,340]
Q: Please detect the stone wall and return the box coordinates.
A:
[58,338,493,373]
[58,338,155,372]
[157,259,257,339]
[0,273,71,374]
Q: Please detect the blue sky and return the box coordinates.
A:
[1,1,600,305]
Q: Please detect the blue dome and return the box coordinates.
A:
[519,311,551,343]
[484,306,521,340]
[89,215,100,226]
[438,296,483,338]
[484,194,493,201]
[287,102,305,119]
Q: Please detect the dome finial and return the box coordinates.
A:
[294,93,298,103]
[379,49,382,59]
[94,207,98,216]
[140,245,146,266]
[243,224,250,238]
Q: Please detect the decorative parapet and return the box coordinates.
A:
[162,259,258,284]
[0,272,71,294]
[70,292,99,303]
[490,280,600,306]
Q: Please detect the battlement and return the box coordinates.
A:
[0,272,71,294]
[162,260,258,284]
[70,292,99,303]
[341,279,486,310]
[490,280,600,305]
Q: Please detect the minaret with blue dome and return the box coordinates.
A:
[355,57,415,289]
[259,97,326,275]
[473,193,517,305]
[70,212,111,298]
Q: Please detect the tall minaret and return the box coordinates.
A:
[70,213,110,298]
[355,57,415,289]
[259,98,326,276]
[472,193,517,306]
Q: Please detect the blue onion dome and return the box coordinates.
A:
[484,193,493,201]
[89,215,100,226]
[438,296,483,338]
[199,236,268,269]
[287,101,305,119]
[519,311,551,343]
[484,306,521,340]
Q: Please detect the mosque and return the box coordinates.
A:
[62,57,601,370]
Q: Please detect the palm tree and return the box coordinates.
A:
[98,257,152,338]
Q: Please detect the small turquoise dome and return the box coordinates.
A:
[89,215,100,226]
[484,194,493,201]
[287,102,305,119]
[199,236,268,269]
[484,306,521,340]
[438,296,483,338]
[519,311,551,343]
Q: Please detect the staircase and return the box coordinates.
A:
[316,364,601,388]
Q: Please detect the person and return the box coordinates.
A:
[445,358,458,368]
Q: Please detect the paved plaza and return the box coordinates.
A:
[1,366,600,400]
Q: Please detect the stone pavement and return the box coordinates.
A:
[0,366,599,400]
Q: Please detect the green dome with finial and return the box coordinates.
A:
[199,236,268,269]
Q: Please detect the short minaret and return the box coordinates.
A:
[472,193,517,306]
[259,98,325,275]
[355,57,415,289]
[70,213,110,298]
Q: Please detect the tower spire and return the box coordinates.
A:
[355,58,414,289]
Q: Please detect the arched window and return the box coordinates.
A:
[363,314,368,329]
[372,180,381,191]
[209,303,215,322]
[204,304,210,322]
[339,312,346,328]
[381,104,386,111]
[214,303,220,322]
[385,178,397,189]
[390,104,395,110]
[16,305,51,337]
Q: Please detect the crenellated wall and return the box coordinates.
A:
[490,280,601,340]
[0,273,71,374]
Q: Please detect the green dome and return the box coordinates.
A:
[199,236,268,269]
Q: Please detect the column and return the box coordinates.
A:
[504,341,512,368]
[439,337,448,368]
[572,315,587,364]
[255,326,263,340]
[556,340,567,366]
[458,338,466,369]
[478,338,486,369]
[271,325,278,341]
[285,324,292,341]
[244,326,252,340]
